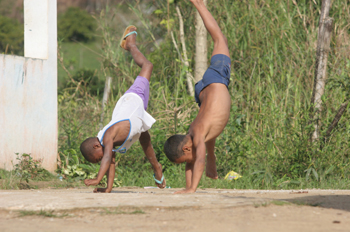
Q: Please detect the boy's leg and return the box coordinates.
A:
[122,26,153,110]
[191,0,229,58]
[205,138,218,179]
[124,26,153,81]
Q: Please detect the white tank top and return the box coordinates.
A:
[97,93,156,153]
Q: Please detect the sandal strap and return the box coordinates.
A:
[153,174,164,184]
[123,31,137,40]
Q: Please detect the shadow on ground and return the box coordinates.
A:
[284,195,350,212]
[110,190,138,193]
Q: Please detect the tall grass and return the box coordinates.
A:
[57,0,350,189]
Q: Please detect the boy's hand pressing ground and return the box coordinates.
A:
[93,187,112,193]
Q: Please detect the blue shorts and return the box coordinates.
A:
[194,54,231,107]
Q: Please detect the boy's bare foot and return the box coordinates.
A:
[206,155,218,179]
[120,25,137,51]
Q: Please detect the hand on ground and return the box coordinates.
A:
[154,162,166,189]
[93,188,111,193]
[156,178,166,189]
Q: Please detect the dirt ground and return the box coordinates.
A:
[0,187,349,232]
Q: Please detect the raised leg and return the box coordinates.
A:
[191,0,229,58]
[205,138,218,179]
[124,26,153,81]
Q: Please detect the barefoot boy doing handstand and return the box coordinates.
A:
[164,0,231,194]
[80,26,165,193]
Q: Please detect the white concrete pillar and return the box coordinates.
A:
[0,0,57,171]
[24,0,49,59]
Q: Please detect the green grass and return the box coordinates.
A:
[101,208,145,215]
[253,202,271,208]
[253,200,323,208]
[270,201,291,206]
[0,168,85,190]
[253,200,318,208]
[16,208,144,219]
[58,41,102,89]
[0,169,20,190]
[18,210,69,218]
[291,201,321,207]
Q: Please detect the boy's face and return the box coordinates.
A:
[174,152,194,164]
[174,138,195,164]
[90,145,104,163]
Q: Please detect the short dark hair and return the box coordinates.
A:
[80,137,98,163]
[164,134,187,162]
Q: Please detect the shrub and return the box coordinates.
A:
[58,7,96,42]
[0,15,24,55]
[13,153,52,183]
[64,68,104,96]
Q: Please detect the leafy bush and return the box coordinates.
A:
[74,68,104,96]
[62,68,104,97]
[13,153,52,183]
[0,15,24,55]
[58,7,96,42]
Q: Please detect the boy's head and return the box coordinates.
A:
[164,134,194,164]
[80,137,104,163]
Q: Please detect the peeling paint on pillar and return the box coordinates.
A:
[0,0,57,172]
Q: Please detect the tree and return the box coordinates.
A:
[310,0,333,142]
[194,0,207,83]
[0,15,24,55]
[58,7,96,42]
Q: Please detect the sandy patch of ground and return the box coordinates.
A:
[0,188,349,232]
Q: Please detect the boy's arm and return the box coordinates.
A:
[175,136,206,194]
[139,131,166,188]
[84,139,113,186]
[185,162,193,189]
[106,157,116,191]
[93,156,116,193]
